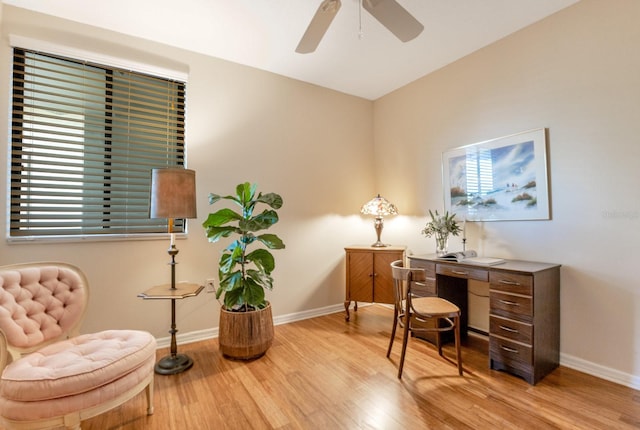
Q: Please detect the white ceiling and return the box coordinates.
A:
[3,0,580,100]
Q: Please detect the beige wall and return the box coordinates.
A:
[1,0,639,389]
[374,0,640,386]
[0,6,375,339]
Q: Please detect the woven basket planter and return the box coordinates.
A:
[218,302,274,360]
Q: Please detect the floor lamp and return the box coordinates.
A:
[149,167,197,374]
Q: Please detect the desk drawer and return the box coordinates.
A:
[437,263,488,282]
[490,315,532,345]
[409,260,436,278]
[413,278,436,296]
[490,272,533,295]
[490,291,533,319]
[490,336,533,366]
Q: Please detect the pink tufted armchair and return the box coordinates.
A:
[0,262,156,430]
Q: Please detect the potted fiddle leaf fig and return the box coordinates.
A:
[202,182,285,359]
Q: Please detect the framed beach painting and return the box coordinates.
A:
[442,128,550,221]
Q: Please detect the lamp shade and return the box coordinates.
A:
[149,168,197,219]
[360,194,398,217]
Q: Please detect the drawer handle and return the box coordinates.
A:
[500,345,519,353]
[499,299,520,306]
[499,325,519,333]
[451,270,468,276]
[499,279,521,286]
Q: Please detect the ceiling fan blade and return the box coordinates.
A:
[295,0,342,54]
[363,0,424,42]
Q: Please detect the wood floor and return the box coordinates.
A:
[83,305,640,430]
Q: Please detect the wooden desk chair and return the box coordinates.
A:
[387,260,463,379]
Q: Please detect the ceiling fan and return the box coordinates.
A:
[296,0,424,54]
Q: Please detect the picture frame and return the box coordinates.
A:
[442,128,550,222]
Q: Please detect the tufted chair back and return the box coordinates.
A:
[0,262,88,368]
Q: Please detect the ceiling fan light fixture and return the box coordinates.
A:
[322,0,340,13]
[362,0,424,42]
[295,0,423,54]
[295,0,342,54]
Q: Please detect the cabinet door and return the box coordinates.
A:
[372,251,402,304]
[348,251,374,302]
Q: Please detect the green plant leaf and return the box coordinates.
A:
[243,278,266,306]
[246,249,275,274]
[219,251,235,275]
[202,208,243,227]
[257,233,285,250]
[204,226,238,243]
[208,193,223,205]
[223,239,242,254]
[247,268,274,291]
[240,209,279,232]
[224,287,244,309]
[217,270,242,299]
[255,192,283,209]
[237,183,256,205]
[208,192,241,206]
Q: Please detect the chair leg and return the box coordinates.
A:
[436,318,443,356]
[146,377,155,415]
[387,307,398,358]
[455,315,463,376]
[62,413,81,430]
[398,318,411,379]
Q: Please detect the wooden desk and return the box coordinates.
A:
[408,254,560,385]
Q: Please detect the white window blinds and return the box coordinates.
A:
[10,48,187,239]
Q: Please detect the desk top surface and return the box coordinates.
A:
[408,254,560,274]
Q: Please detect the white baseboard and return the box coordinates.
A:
[154,303,344,348]
[273,303,346,326]
[155,304,640,391]
[560,353,640,391]
[157,326,217,348]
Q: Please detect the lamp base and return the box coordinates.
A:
[154,353,194,375]
[370,217,388,248]
[371,240,388,247]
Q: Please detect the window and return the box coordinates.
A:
[9,47,187,240]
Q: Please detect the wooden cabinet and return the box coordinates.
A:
[344,246,405,321]
[408,255,560,385]
[488,266,560,385]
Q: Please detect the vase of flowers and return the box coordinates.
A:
[421,210,461,256]
[434,233,449,256]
